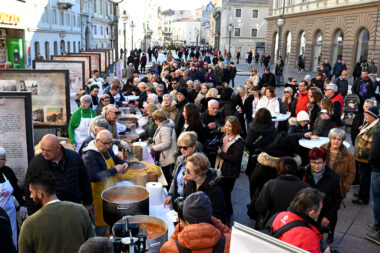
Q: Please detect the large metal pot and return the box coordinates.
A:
[113,215,168,253]
[102,185,149,226]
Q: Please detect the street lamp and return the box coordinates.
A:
[109,0,125,62]
[130,21,135,52]
[276,15,285,61]
[195,28,199,48]
[228,23,233,62]
[121,10,128,68]
[144,28,152,53]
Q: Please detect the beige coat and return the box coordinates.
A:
[152,119,177,167]
[161,101,179,122]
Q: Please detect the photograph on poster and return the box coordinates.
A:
[82,50,106,73]
[33,60,85,93]
[0,92,34,184]
[70,53,101,75]
[0,70,70,127]
[51,55,91,82]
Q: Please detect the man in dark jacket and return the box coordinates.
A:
[0,207,15,253]
[352,70,376,108]
[174,88,188,137]
[187,64,202,81]
[140,53,147,74]
[332,58,344,79]
[25,134,93,215]
[260,66,276,88]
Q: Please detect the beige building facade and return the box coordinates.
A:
[266,0,380,75]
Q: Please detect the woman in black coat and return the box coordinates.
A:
[298,147,341,244]
[255,157,308,229]
[215,116,244,220]
[307,89,323,132]
[245,108,277,178]
[183,153,227,224]
[247,132,301,219]
[183,103,207,145]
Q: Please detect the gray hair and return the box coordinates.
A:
[208,99,219,107]
[364,99,375,106]
[328,128,346,140]
[78,236,113,253]
[194,80,201,85]
[102,104,117,112]
[156,83,164,89]
[93,118,110,131]
[0,147,6,156]
[80,94,92,104]
[133,77,140,82]
[163,94,174,102]
[326,83,337,92]
[186,80,193,85]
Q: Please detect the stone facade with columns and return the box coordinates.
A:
[266,0,380,75]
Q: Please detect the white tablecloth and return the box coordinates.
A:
[272,113,290,122]
[299,137,351,149]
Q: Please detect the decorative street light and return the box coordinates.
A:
[144,28,152,53]
[130,21,135,52]
[276,15,285,61]
[121,10,128,68]
[195,28,199,48]
[276,0,286,62]
[109,0,125,62]
[228,23,233,62]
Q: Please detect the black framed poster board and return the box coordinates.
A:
[0,69,70,127]
[51,55,91,82]
[33,60,85,92]
[70,52,101,75]
[0,91,34,184]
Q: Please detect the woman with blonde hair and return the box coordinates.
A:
[194,84,209,104]
[249,68,260,86]
[280,87,297,117]
[161,94,178,121]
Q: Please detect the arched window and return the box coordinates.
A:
[356,28,370,63]
[34,41,40,59]
[312,30,323,71]
[73,41,76,53]
[285,32,292,66]
[67,41,71,53]
[332,30,343,62]
[54,41,58,55]
[45,41,50,60]
[60,40,65,55]
[298,31,306,56]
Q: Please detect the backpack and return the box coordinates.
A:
[261,212,313,238]
[176,235,225,253]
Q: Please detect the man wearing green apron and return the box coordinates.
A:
[82,130,129,235]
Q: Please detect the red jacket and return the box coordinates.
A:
[160,217,231,253]
[296,92,309,115]
[330,92,344,115]
[271,211,322,253]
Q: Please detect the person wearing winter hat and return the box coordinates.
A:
[160,191,231,253]
[353,106,380,205]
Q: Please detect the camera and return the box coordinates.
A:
[110,217,147,253]
[173,197,185,223]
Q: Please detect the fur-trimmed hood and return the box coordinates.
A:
[258,152,302,168]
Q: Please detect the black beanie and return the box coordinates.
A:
[177,88,188,97]
[183,192,212,224]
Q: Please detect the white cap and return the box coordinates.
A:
[0,147,6,156]
[297,111,310,122]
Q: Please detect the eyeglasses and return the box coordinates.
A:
[179,146,191,150]
[109,111,121,115]
[0,157,6,161]
[310,161,324,166]
[292,80,297,82]
[98,139,112,146]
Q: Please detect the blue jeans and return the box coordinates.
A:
[276,75,281,86]
[371,171,380,238]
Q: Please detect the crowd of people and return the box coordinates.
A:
[1,47,380,253]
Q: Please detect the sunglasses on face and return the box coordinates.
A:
[179,146,191,150]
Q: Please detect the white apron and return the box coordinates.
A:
[0,174,17,249]
[74,110,93,151]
